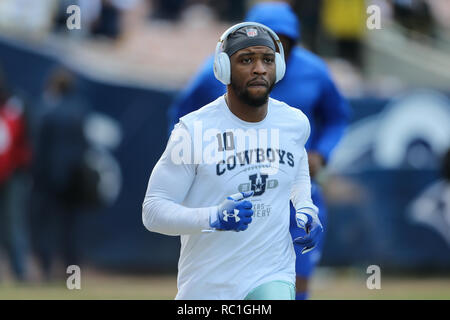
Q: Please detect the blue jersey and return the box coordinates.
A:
[168,46,350,162]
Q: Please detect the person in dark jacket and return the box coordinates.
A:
[31,67,93,280]
[0,69,32,282]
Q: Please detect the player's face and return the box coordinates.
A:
[229,46,276,107]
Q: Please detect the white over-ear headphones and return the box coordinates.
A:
[213,22,286,85]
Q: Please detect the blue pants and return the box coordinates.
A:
[289,182,327,279]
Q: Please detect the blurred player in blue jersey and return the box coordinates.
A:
[168,2,350,300]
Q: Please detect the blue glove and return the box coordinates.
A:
[293,209,323,254]
[210,191,254,231]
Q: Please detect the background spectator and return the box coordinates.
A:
[0,68,32,282]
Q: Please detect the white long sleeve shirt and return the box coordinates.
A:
[143,96,318,299]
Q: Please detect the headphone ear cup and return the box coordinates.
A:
[275,52,286,83]
[214,52,231,85]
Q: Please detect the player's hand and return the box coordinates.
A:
[210,191,254,232]
[293,209,323,254]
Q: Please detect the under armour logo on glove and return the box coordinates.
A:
[209,191,254,231]
[223,209,241,222]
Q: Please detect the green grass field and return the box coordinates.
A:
[1,267,449,300]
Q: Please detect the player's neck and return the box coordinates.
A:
[224,91,268,123]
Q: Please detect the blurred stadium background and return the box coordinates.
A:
[0,0,449,299]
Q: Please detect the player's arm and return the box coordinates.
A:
[290,147,318,215]
[142,122,216,235]
[291,146,323,253]
[290,118,323,253]
[142,122,253,236]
